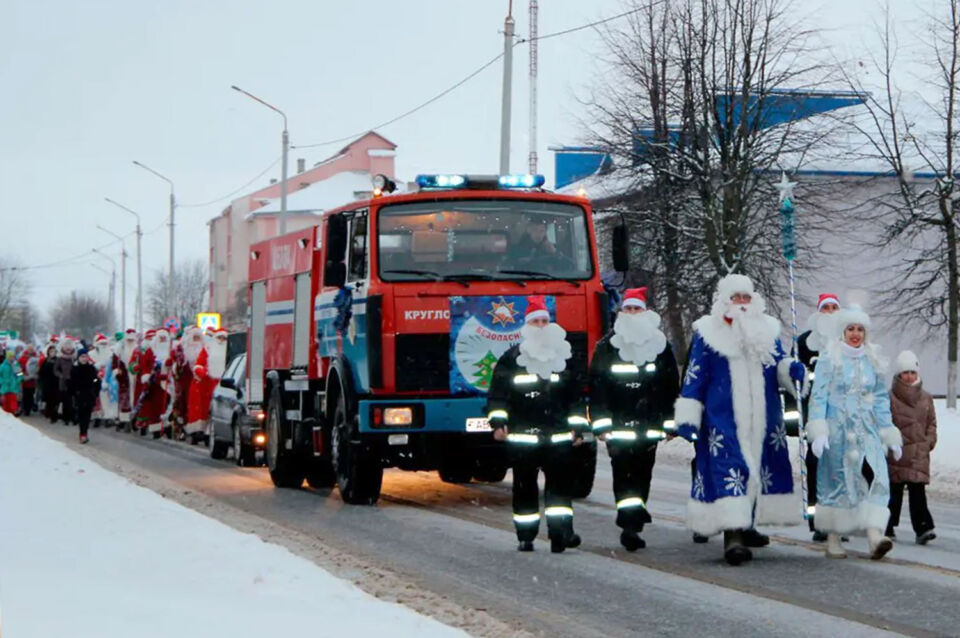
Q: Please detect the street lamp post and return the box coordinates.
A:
[105,197,144,333]
[132,160,176,316]
[96,225,128,330]
[92,249,117,332]
[231,85,289,235]
[89,262,115,332]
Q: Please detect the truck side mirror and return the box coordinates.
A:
[327,213,347,263]
[324,261,346,288]
[612,223,629,273]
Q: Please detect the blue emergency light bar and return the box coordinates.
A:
[415,174,546,190]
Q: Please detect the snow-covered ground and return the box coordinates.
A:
[0,412,467,638]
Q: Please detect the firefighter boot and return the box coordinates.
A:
[723,530,752,566]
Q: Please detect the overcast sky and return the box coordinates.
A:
[0,0,922,327]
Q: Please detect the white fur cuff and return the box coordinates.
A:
[880,426,903,450]
[755,492,800,526]
[805,419,829,442]
[687,496,754,537]
[777,358,803,398]
[674,397,703,428]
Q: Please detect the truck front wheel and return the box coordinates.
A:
[331,401,382,505]
[266,391,304,488]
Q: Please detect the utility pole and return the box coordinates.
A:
[528,0,539,174]
[97,225,128,330]
[232,85,289,235]
[92,249,117,331]
[105,198,144,332]
[90,263,115,331]
[132,161,176,316]
[499,1,515,174]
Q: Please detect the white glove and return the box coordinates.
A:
[140,374,150,383]
[811,435,830,459]
[890,445,903,461]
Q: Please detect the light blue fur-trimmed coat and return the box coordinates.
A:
[674,314,799,537]
[806,343,901,534]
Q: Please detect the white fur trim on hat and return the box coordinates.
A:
[716,274,754,301]
[524,309,550,323]
[835,304,870,335]
[893,350,920,377]
[622,298,646,309]
[817,295,840,311]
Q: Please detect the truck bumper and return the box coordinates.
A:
[358,396,491,434]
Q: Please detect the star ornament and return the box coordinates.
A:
[776,172,797,204]
[487,298,518,327]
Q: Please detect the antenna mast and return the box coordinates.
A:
[528,0,538,174]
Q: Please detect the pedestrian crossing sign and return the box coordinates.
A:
[197,312,221,331]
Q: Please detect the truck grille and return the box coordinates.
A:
[393,331,588,393]
[395,334,450,391]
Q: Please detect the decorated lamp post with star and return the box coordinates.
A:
[776,171,811,519]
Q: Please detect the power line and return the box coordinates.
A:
[178,155,282,208]
[516,5,650,44]
[1,232,135,273]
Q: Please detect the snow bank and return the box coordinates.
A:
[931,399,960,496]
[0,412,466,638]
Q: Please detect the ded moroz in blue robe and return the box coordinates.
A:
[674,313,799,537]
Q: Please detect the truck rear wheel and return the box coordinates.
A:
[568,441,597,499]
[331,401,382,504]
[472,462,508,483]
[266,391,304,488]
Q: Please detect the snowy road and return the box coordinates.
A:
[21,417,960,638]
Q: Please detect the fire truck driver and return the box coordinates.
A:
[511,217,557,261]
[485,295,590,553]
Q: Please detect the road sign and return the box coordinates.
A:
[197,312,221,331]
[163,316,181,334]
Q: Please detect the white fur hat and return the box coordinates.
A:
[716,274,754,300]
[835,303,871,334]
[893,350,920,376]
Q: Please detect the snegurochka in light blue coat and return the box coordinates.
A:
[806,304,903,560]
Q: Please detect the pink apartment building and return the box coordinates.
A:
[208,131,396,324]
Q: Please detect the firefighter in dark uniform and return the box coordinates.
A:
[589,287,680,550]
[486,296,589,553]
[797,292,842,541]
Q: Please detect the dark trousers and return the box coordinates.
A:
[609,442,656,533]
[888,482,935,536]
[51,392,74,424]
[511,443,575,542]
[21,386,36,416]
[806,452,819,531]
[77,402,94,437]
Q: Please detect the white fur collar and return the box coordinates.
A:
[693,313,781,360]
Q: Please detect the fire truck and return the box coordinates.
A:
[246,173,626,504]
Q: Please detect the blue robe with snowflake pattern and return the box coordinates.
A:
[674,315,799,536]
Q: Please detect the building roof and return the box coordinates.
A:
[246,170,378,218]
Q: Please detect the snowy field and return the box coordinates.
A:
[0,412,466,638]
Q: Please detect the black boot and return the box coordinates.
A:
[723,530,752,566]
[742,528,770,548]
[812,530,828,542]
[692,533,709,543]
[517,540,534,552]
[620,530,646,552]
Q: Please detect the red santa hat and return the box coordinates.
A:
[144,329,157,341]
[94,333,109,345]
[622,287,648,310]
[212,328,229,341]
[524,296,550,323]
[817,293,840,311]
[49,334,60,343]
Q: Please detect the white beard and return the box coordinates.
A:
[722,299,776,365]
[207,341,228,379]
[183,338,203,366]
[93,344,110,367]
[806,311,839,352]
[517,323,571,380]
[610,311,667,366]
[153,340,171,362]
[122,339,137,364]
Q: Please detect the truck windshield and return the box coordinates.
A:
[377,199,593,282]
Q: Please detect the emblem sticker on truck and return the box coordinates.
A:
[465,418,493,432]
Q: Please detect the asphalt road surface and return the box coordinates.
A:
[26,417,960,638]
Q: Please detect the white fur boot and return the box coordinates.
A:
[867,528,893,560]
[825,533,847,559]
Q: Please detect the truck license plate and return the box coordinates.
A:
[465,418,492,432]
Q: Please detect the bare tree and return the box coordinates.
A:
[842,1,960,406]
[146,260,209,329]
[50,292,112,339]
[0,259,32,329]
[582,0,843,355]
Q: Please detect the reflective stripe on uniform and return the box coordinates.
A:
[567,415,589,427]
[488,409,508,421]
[644,363,657,372]
[550,373,560,383]
[616,497,646,510]
[592,417,613,431]
[550,432,574,444]
[662,419,676,430]
[606,430,637,441]
[611,363,640,374]
[544,506,574,517]
[513,512,541,524]
[806,505,816,516]
[513,374,538,385]
[506,433,539,444]
[645,429,667,440]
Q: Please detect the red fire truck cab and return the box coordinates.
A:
[246,173,618,504]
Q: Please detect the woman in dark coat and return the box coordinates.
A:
[39,345,59,422]
[887,351,937,544]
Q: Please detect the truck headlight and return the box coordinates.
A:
[384,407,414,426]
